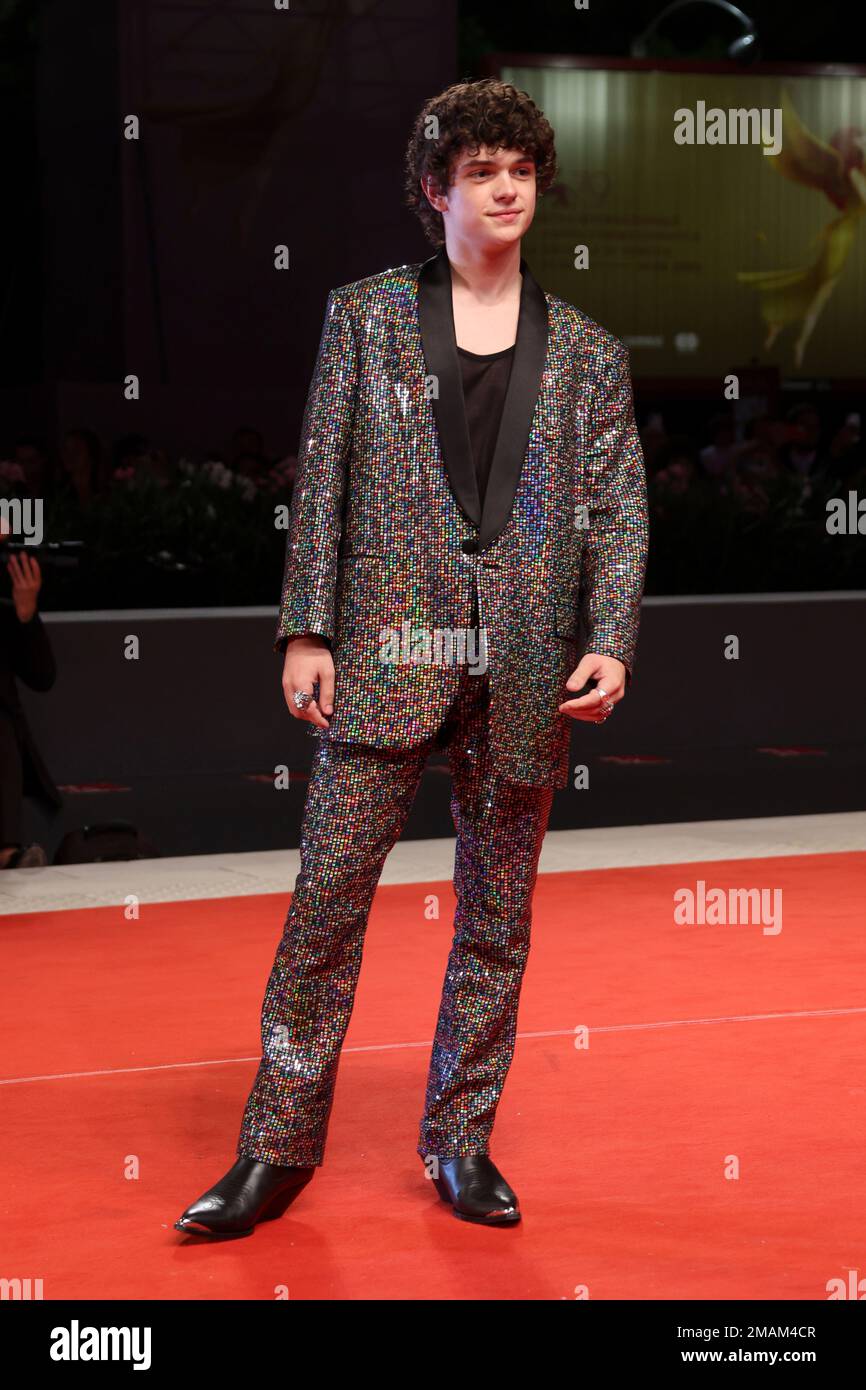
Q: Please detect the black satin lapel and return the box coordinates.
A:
[478,256,549,551]
[416,245,481,527]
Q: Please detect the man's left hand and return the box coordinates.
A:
[7,551,42,624]
[559,653,626,723]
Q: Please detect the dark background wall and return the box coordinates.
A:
[1,0,453,461]
[20,596,866,858]
[3,0,860,460]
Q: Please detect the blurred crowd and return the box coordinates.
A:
[641,403,864,514]
[2,405,862,517]
[0,426,296,503]
[1,401,862,867]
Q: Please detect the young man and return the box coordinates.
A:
[176,78,648,1237]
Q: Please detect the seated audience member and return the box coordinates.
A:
[698,413,737,479]
[651,437,698,493]
[60,428,105,503]
[733,415,783,483]
[230,426,268,471]
[13,436,54,496]
[827,414,864,482]
[777,404,824,478]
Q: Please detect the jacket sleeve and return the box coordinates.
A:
[578,342,649,686]
[10,611,57,692]
[274,287,359,654]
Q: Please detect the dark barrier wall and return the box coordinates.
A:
[17,596,866,859]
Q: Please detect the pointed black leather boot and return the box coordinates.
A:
[175,1157,315,1239]
[429,1155,521,1225]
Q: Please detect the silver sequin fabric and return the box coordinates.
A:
[235,254,648,1166]
[236,664,554,1166]
[276,255,649,790]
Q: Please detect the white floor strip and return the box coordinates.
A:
[1,811,863,916]
[3,1005,865,1088]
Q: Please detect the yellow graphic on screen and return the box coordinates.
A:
[737,90,866,366]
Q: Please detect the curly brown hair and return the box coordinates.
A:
[404,78,558,246]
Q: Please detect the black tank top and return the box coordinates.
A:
[457,343,515,509]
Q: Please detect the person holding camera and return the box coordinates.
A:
[0,550,61,869]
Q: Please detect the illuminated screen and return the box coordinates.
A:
[501,63,866,379]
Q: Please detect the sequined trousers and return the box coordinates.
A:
[236,661,555,1167]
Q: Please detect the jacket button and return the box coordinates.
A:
[461,538,478,554]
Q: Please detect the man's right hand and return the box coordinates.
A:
[281,635,335,729]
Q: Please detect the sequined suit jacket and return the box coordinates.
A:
[276,244,649,789]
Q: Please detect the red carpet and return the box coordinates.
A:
[2,851,864,1300]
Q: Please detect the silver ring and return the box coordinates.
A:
[292,689,313,711]
[597,685,613,717]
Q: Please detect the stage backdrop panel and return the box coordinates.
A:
[502,63,866,379]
